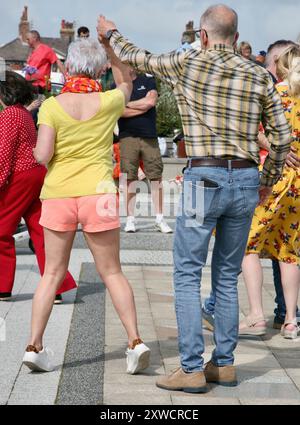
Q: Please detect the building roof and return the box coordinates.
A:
[0,38,29,62]
[40,37,70,57]
[0,37,69,63]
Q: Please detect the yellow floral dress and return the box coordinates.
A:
[246,82,300,264]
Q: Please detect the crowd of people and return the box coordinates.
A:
[0,3,299,393]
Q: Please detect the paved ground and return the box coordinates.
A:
[1,190,300,405]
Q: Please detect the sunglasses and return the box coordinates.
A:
[193,28,208,37]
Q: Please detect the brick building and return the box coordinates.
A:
[0,6,75,70]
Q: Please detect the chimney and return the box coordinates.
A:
[182,21,195,44]
[60,20,75,43]
[19,6,30,43]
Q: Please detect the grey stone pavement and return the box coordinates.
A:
[1,189,300,406]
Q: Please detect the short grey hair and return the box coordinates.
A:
[66,39,108,79]
[29,30,41,41]
[200,4,238,41]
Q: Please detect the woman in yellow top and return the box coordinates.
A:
[22,38,150,374]
[240,45,300,339]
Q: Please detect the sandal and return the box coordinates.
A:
[281,320,299,340]
[239,316,266,336]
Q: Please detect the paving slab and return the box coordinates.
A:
[5,227,300,405]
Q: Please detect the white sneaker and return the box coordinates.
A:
[22,346,54,372]
[126,341,151,374]
[155,220,173,234]
[124,218,136,233]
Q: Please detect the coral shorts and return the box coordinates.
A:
[40,194,120,233]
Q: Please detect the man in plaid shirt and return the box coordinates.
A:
[98,4,291,392]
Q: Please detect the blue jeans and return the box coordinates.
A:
[174,164,260,372]
[204,254,299,320]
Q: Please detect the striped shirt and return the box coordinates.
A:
[110,32,292,186]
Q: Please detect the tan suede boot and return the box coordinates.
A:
[204,361,238,387]
[156,367,207,393]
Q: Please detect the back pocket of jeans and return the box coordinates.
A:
[184,179,221,220]
[240,184,260,215]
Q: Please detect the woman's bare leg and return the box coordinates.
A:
[280,262,300,330]
[28,229,76,350]
[240,253,266,328]
[84,228,140,346]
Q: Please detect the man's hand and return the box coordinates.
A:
[285,145,300,169]
[97,15,117,39]
[258,185,273,205]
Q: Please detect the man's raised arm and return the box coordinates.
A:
[97,15,185,87]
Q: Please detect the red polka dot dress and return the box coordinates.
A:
[0,104,40,189]
[0,104,76,295]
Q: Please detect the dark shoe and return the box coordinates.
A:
[54,295,63,305]
[156,367,207,393]
[273,315,284,330]
[0,292,12,301]
[204,360,238,387]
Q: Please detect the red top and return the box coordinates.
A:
[0,105,41,191]
[26,43,58,88]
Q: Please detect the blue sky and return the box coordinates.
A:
[1,0,299,54]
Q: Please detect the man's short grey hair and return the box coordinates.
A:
[200,4,238,41]
[29,30,41,41]
[66,39,108,79]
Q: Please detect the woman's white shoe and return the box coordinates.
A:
[22,346,55,372]
[126,342,151,375]
[281,320,299,340]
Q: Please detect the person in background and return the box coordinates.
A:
[238,41,254,60]
[112,68,173,234]
[100,62,115,91]
[202,39,300,334]
[266,40,297,83]
[25,30,65,94]
[256,50,266,65]
[239,45,300,339]
[77,26,90,39]
[22,39,150,375]
[0,71,76,303]
[260,40,300,331]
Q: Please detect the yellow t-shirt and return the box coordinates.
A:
[37,89,125,199]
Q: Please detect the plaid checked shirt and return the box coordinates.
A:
[110,32,292,186]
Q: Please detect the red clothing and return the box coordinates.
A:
[0,167,76,294]
[26,43,58,88]
[0,106,76,294]
[0,105,40,191]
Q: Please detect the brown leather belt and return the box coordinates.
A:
[188,158,257,169]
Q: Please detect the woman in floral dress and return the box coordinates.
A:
[240,45,300,339]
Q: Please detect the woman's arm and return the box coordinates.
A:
[258,130,300,169]
[258,131,270,150]
[33,124,55,165]
[100,38,133,104]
